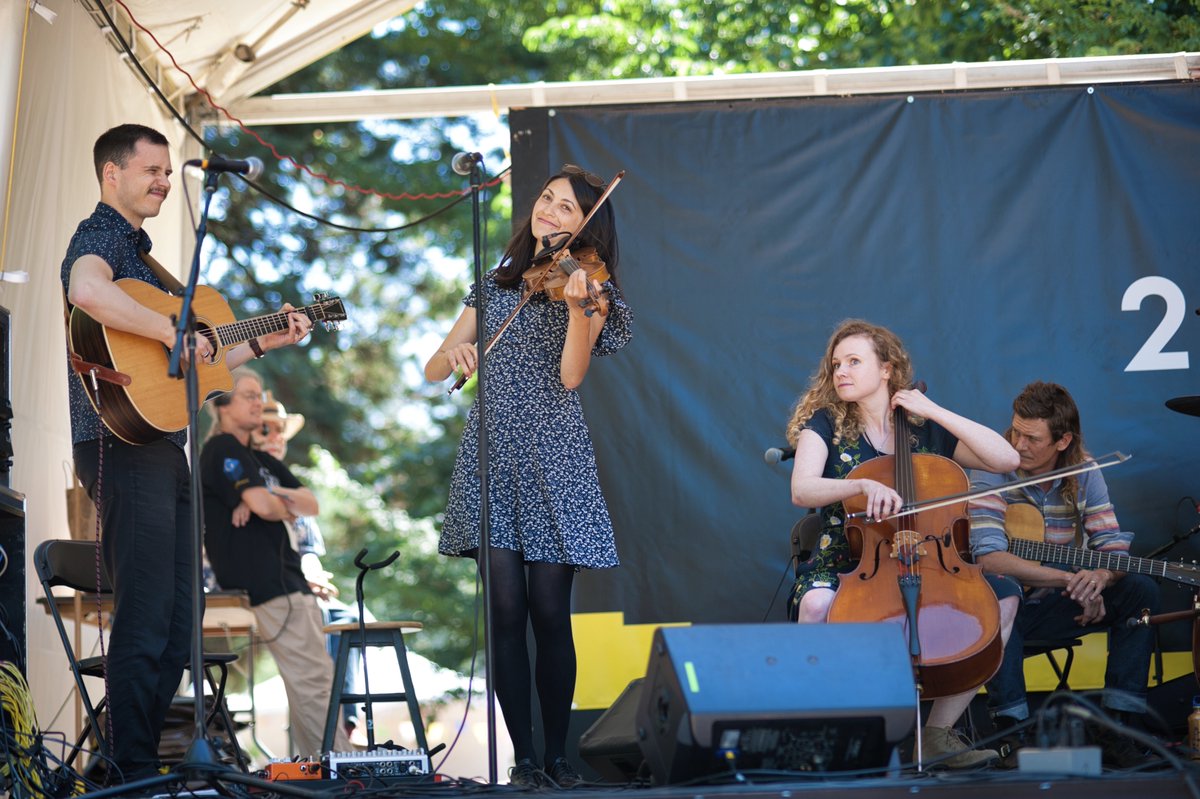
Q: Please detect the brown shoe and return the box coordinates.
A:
[917,725,999,769]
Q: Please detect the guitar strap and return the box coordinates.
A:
[138,249,185,295]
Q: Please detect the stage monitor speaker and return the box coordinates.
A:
[578,678,645,782]
[635,623,917,784]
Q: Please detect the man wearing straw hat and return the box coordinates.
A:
[251,390,371,746]
[201,369,351,756]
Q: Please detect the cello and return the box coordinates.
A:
[826,390,1003,700]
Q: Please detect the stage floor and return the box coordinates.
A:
[133,767,1197,799]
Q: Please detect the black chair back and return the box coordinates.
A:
[790,513,823,569]
[35,539,110,594]
[33,539,109,768]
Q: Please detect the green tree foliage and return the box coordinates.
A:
[197,0,1197,671]
[291,448,479,667]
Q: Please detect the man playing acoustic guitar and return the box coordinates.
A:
[61,124,312,782]
[968,381,1159,768]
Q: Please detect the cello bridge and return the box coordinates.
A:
[890,529,926,559]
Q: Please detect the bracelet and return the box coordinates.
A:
[248,338,266,359]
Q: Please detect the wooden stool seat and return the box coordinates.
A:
[322,620,422,634]
[322,619,429,753]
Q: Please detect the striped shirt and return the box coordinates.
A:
[968,467,1131,563]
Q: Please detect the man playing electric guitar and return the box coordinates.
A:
[60,123,312,783]
[968,381,1159,769]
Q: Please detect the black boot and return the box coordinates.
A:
[1088,711,1148,770]
[993,714,1030,770]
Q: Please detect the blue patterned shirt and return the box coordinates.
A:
[61,202,187,448]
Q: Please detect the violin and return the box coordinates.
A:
[447,170,626,395]
[522,243,611,317]
[826,387,1003,700]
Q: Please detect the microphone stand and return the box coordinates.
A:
[463,155,499,784]
[84,169,319,799]
[1125,522,1200,687]
[1142,521,1200,560]
[169,169,222,778]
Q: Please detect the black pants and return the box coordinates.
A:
[74,438,196,781]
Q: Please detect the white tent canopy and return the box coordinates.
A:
[230,51,1199,124]
[2,0,1197,753]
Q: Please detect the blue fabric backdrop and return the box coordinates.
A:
[510,82,1200,643]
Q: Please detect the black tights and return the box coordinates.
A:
[480,548,576,764]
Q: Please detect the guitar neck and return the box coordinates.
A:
[1008,538,1168,580]
[215,305,321,347]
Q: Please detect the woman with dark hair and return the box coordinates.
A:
[786,319,1021,769]
[425,165,632,788]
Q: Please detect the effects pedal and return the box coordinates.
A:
[265,759,323,780]
[326,747,430,778]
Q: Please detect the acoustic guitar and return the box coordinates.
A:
[1004,503,1200,588]
[70,279,346,445]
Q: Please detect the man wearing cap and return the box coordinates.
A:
[200,369,351,755]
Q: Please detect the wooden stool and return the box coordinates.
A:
[322,620,428,753]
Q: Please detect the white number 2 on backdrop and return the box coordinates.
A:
[1122,276,1190,372]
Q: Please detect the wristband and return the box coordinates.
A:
[248,338,266,359]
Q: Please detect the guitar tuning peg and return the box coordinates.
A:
[314,292,328,302]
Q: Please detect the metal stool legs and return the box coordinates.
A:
[322,622,427,753]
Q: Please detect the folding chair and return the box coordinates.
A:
[1023,638,1084,691]
[790,512,824,568]
[33,539,247,771]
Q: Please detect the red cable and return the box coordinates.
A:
[114,0,506,201]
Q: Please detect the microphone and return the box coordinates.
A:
[184,155,264,180]
[451,151,482,176]
[1125,607,1154,628]
[764,446,796,465]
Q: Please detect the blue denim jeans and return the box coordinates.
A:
[987,573,1160,721]
[74,438,196,781]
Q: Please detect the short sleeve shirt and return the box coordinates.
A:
[60,202,187,448]
[200,433,309,606]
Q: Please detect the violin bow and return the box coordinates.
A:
[846,451,1131,522]
[447,170,625,395]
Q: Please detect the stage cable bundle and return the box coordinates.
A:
[0,661,91,799]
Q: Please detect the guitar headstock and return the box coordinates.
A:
[310,293,347,331]
[1165,561,1200,588]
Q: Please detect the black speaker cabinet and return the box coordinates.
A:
[635,623,917,783]
[0,305,10,486]
[578,678,646,781]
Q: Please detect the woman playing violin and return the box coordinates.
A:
[424,164,632,788]
[786,319,1021,769]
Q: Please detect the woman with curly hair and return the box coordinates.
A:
[786,319,1020,769]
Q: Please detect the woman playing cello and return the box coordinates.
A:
[786,319,1020,768]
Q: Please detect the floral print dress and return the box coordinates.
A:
[790,407,957,610]
[439,272,633,568]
